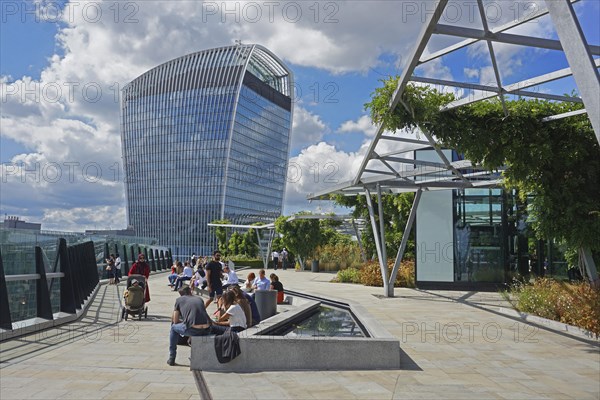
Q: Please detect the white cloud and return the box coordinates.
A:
[290,107,328,151]
[9,0,556,229]
[464,68,480,79]
[283,142,361,213]
[338,115,378,137]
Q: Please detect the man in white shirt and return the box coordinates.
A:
[222,265,239,289]
[252,269,270,291]
[114,253,122,284]
[271,250,280,270]
[174,261,194,291]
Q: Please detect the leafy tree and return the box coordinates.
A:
[333,192,416,260]
[211,219,231,255]
[275,213,322,269]
[227,232,243,256]
[240,228,259,258]
[365,78,600,260]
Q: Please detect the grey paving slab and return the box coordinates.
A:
[1,269,599,400]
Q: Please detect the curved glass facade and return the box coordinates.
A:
[120,45,293,256]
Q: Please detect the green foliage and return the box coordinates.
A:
[315,241,362,270]
[364,80,600,252]
[229,258,264,269]
[336,267,361,284]
[358,259,415,288]
[211,219,231,255]
[333,192,415,260]
[275,213,322,268]
[227,232,243,256]
[512,278,600,337]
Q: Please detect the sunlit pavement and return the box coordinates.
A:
[1,269,598,399]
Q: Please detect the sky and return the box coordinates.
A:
[1,0,598,231]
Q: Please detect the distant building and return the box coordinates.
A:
[1,216,41,231]
[121,45,293,255]
[85,226,137,237]
[121,44,293,256]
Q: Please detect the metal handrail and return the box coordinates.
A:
[4,272,65,282]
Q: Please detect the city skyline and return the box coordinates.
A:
[1,1,599,231]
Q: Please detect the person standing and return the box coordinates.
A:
[167,285,213,366]
[106,254,116,285]
[129,253,151,303]
[114,253,122,284]
[204,251,223,308]
[281,248,289,270]
[271,249,279,270]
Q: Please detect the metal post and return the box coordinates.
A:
[149,248,156,272]
[580,247,599,287]
[352,219,367,262]
[58,238,77,314]
[123,245,129,275]
[545,0,600,144]
[365,187,388,296]
[376,183,388,278]
[35,246,54,320]
[0,250,14,330]
[388,189,422,297]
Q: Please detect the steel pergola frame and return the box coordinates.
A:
[308,0,599,296]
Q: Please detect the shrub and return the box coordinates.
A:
[229,259,263,269]
[336,267,361,284]
[513,278,600,337]
[358,259,415,288]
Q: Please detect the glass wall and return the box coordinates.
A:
[121,45,293,257]
[453,188,505,283]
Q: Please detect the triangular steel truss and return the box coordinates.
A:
[308,0,600,296]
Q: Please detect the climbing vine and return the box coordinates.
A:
[365,77,600,252]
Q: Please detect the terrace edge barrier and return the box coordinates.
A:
[35,246,53,320]
[0,250,13,330]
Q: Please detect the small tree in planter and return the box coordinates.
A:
[275,213,322,270]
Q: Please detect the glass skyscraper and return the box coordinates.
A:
[120,44,293,256]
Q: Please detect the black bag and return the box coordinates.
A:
[214,328,241,363]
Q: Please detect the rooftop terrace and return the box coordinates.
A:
[1,269,599,399]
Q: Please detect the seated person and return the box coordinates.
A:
[174,261,194,291]
[270,273,284,304]
[221,265,239,289]
[211,291,247,334]
[168,285,213,366]
[168,261,181,286]
[243,272,256,292]
[252,269,270,291]
[124,279,145,308]
[230,286,253,327]
[190,265,206,292]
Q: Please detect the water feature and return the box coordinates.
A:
[260,306,365,337]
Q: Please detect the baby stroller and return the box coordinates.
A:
[121,275,148,321]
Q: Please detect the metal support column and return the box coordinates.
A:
[35,247,54,320]
[365,187,389,296]
[58,238,77,314]
[352,219,367,262]
[545,0,600,144]
[580,247,599,287]
[0,250,13,330]
[388,189,422,297]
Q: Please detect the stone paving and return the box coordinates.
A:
[1,269,599,399]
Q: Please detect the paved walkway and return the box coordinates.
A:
[1,269,599,399]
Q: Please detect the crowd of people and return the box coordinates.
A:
[166,250,286,366]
